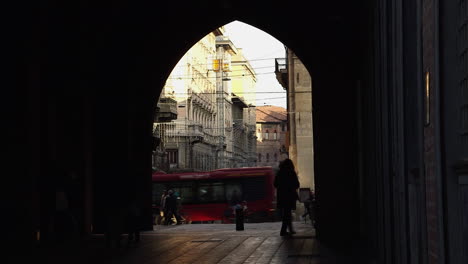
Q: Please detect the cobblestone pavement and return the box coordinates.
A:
[27,221,357,264]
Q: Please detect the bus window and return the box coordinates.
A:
[198,181,224,203]
[225,182,242,205]
[168,181,195,204]
[242,177,266,201]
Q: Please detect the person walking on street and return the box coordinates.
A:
[157,190,168,225]
[164,190,177,225]
[274,158,300,236]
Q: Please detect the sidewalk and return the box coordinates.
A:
[22,222,362,264]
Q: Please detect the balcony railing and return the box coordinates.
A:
[188,124,204,137]
[275,58,288,90]
[156,97,178,122]
[154,120,230,148]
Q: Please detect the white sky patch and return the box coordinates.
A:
[224,21,287,108]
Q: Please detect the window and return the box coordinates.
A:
[167,149,178,165]
[225,182,242,204]
[266,153,270,162]
[273,130,277,140]
[168,181,196,204]
[153,181,196,205]
[242,177,266,201]
[258,153,262,162]
[265,130,269,140]
[198,181,224,203]
[274,153,278,162]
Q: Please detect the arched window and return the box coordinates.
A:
[265,130,269,140]
[266,153,270,162]
[258,153,262,162]
[274,153,278,162]
[273,130,277,140]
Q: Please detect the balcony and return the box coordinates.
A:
[231,95,248,108]
[156,97,178,122]
[154,121,202,138]
[275,58,288,90]
[203,131,219,146]
[188,124,204,138]
[216,35,238,57]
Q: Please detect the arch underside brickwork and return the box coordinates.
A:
[5,0,378,256]
[8,1,463,263]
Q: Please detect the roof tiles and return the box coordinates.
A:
[256,105,287,123]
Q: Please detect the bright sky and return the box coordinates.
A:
[224,21,287,108]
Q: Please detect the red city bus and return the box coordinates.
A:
[152,167,278,224]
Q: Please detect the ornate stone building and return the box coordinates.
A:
[275,49,314,189]
[154,28,257,172]
[255,105,288,169]
[229,48,257,168]
[153,28,221,172]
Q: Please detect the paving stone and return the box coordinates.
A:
[32,222,354,264]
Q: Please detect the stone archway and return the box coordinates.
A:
[140,14,362,249]
[10,0,369,255]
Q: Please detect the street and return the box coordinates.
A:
[31,221,358,264]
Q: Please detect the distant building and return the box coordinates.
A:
[256,105,288,169]
[229,47,257,168]
[154,28,257,172]
[154,28,222,172]
[275,49,314,189]
[152,94,178,172]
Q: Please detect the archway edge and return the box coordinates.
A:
[11,1,361,249]
[137,6,360,249]
[126,4,360,247]
[134,2,358,104]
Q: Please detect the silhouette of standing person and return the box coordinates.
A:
[274,158,300,236]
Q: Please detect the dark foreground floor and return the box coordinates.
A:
[19,222,363,264]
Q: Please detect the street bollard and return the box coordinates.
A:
[235,208,244,231]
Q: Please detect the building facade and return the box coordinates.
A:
[275,49,314,189]
[152,97,178,172]
[154,28,257,172]
[154,28,221,172]
[256,105,288,169]
[230,48,257,168]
